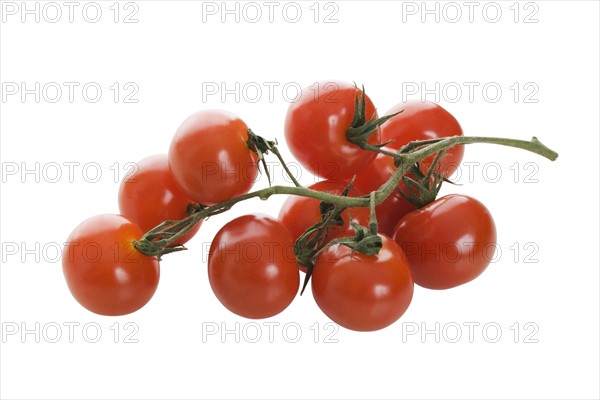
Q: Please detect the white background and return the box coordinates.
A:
[1,1,599,399]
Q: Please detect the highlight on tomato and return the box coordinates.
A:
[381,100,464,177]
[168,109,259,205]
[311,235,414,331]
[62,214,160,316]
[284,80,380,180]
[392,194,496,289]
[208,214,300,319]
[118,154,201,246]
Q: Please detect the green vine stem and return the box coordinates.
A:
[373,135,557,206]
[134,135,558,258]
[368,191,378,235]
[269,145,302,188]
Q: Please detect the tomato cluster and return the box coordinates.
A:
[62,80,499,332]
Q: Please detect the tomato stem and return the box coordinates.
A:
[397,151,447,208]
[372,136,558,207]
[134,135,558,258]
[270,145,302,187]
[247,129,302,187]
[369,191,378,235]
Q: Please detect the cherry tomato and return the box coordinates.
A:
[312,235,414,331]
[208,214,300,319]
[392,194,496,289]
[354,150,418,236]
[118,154,201,246]
[62,214,160,316]
[168,110,258,205]
[278,179,370,244]
[285,80,380,180]
[381,101,464,177]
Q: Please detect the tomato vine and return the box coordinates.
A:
[134,133,558,259]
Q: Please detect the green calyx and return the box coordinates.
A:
[345,85,402,158]
[397,150,450,208]
[247,128,302,188]
[330,222,382,256]
[294,180,356,269]
[246,129,276,186]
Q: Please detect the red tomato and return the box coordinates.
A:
[354,150,418,236]
[278,179,370,244]
[285,81,380,180]
[168,110,258,205]
[312,235,414,331]
[392,194,496,289]
[118,154,201,246]
[208,214,300,319]
[62,214,160,316]
[381,101,464,177]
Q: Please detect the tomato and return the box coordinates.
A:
[168,110,258,205]
[392,194,496,289]
[354,150,418,236]
[381,101,464,177]
[118,154,201,246]
[312,235,413,331]
[285,80,380,180]
[208,214,300,319]
[62,214,160,316]
[278,180,370,261]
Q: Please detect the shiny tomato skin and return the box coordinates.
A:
[285,81,380,180]
[353,150,418,236]
[278,179,370,242]
[62,214,160,316]
[168,110,258,205]
[392,194,496,289]
[208,214,300,319]
[373,191,419,238]
[118,154,201,246]
[312,235,414,331]
[381,101,464,176]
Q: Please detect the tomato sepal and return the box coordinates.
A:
[246,128,276,186]
[345,86,402,158]
[397,150,460,208]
